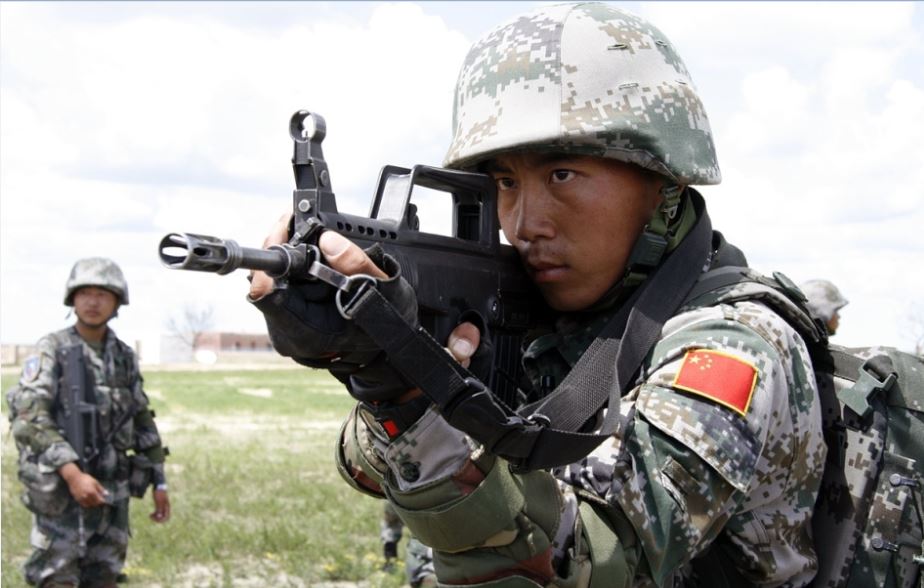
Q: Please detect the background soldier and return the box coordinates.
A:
[381,501,402,572]
[381,502,436,588]
[251,3,825,586]
[800,279,849,335]
[9,257,170,588]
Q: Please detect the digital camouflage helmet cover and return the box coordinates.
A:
[799,279,848,323]
[64,257,130,306]
[444,2,721,187]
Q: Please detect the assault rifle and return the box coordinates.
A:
[56,344,100,471]
[159,110,547,408]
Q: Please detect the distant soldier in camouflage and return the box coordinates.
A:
[9,258,170,588]
[381,502,436,587]
[251,3,827,586]
[381,501,402,571]
[800,279,849,335]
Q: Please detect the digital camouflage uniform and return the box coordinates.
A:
[10,258,167,588]
[331,4,829,586]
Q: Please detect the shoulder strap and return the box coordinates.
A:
[520,194,714,439]
[682,265,828,347]
[347,192,715,470]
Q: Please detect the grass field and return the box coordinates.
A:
[1,367,408,588]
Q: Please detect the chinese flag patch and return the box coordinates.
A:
[672,349,758,416]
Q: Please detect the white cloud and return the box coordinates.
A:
[723,66,814,153]
[2,1,922,355]
[641,2,916,58]
[0,2,471,350]
[636,2,924,350]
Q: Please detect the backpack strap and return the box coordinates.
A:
[684,268,900,421]
[827,349,898,419]
[682,265,828,347]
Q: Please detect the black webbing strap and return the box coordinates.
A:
[345,194,713,470]
[519,196,714,451]
[347,282,545,461]
[682,265,751,303]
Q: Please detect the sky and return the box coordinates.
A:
[1,1,923,361]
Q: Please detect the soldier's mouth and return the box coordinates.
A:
[527,262,568,283]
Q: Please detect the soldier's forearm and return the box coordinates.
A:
[58,461,81,483]
[338,404,579,586]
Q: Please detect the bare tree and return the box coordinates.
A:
[912,322,924,357]
[904,303,924,357]
[166,304,215,352]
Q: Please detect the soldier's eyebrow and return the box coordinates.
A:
[482,161,510,174]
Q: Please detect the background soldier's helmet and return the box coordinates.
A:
[800,279,848,322]
[64,257,130,306]
[444,2,721,186]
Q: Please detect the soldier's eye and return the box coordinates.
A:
[550,170,575,183]
[496,177,516,190]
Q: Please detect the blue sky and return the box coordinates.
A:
[2,2,923,359]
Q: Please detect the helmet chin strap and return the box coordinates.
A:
[623,184,688,286]
[581,184,694,313]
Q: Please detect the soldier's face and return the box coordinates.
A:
[827,312,840,335]
[489,152,663,311]
[73,286,119,327]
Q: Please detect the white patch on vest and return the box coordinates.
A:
[21,355,41,382]
[30,525,51,550]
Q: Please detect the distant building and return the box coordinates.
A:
[159,331,277,365]
[196,332,274,353]
[1,344,38,367]
[2,342,143,367]
[2,332,278,367]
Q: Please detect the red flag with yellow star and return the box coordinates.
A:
[672,349,758,416]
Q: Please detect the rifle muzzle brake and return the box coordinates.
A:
[158,232,292,276]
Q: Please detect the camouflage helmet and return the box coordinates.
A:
[799,279,848,322]
[443,2,721,186]
[64,257,129,306]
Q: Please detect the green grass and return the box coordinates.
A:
[1,368,409,587]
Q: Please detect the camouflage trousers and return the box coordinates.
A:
[381,502,435,587]
[23,497,129,587]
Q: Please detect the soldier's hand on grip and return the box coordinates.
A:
[250,216,418,401]
[248,212,293,300]
[60,464,108,508]
[447,322,481,369]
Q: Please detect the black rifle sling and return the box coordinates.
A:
[347,286,544,460]
[517,199,714,468]
[347,199,713,470]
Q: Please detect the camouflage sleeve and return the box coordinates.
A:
[557,300,824,585]
[336,404,389,498]
[336,301,824,586]
[10,335,80,469]
[338,405,586,586]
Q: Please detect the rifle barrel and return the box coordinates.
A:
[159,233,290,276]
